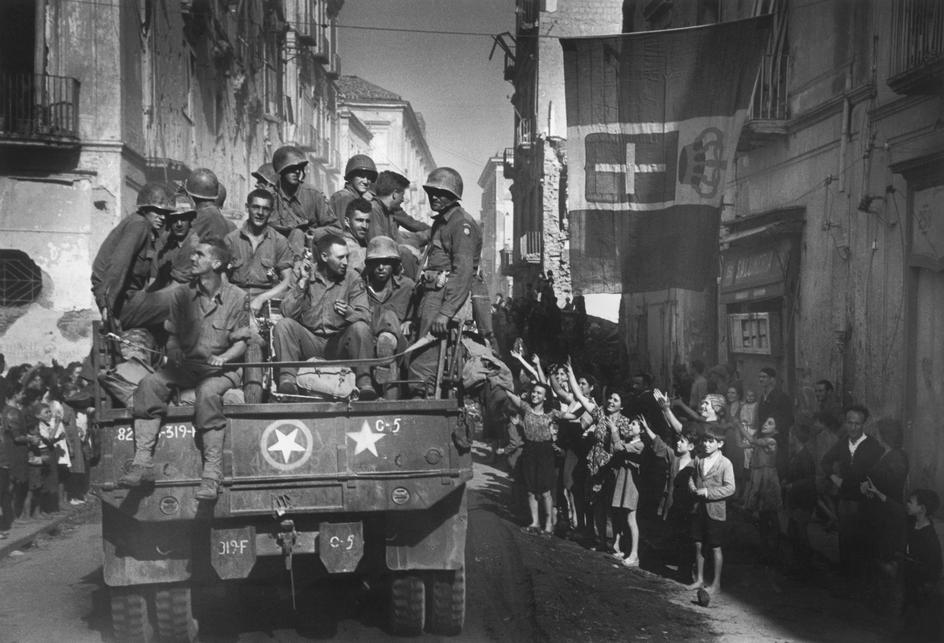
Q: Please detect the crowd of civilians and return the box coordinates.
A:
[0,353,96,540]
[481,314,942,639]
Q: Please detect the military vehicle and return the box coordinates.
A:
[89,322,472,641]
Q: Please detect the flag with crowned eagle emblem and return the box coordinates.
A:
[561,16,771,293]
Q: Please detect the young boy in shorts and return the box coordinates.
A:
[688,423,736,601]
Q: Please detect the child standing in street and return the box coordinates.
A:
[743,416,783,560]
[901,488,942,641]
[665,427,697,582]
[688,424,736,602]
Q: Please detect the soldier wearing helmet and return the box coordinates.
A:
[91,182,179,330]
[184,168,236,240]
[151,193,200,288]
[342,197,373,274]
[251,162,278,192]
[224,188,294,315]
[270,145,339,257]
[363,235,416,399]
[407,168,483,397]
[330,154,377,222]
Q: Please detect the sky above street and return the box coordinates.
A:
[337,0,516,216]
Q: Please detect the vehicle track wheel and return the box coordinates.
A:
[426,567,466,635]
[388,574,425,635]
[243,342,264,403]
[154,585,198,642]
[110,587,153,643]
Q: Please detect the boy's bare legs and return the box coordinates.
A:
[707,546,723,594]
[687,541,705,589]
[542,491,554,533]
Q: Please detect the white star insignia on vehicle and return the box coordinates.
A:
[268,427,306,464]
[346,420,387,457]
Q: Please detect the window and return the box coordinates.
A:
[728,312,780,355]
[0,250,42,306]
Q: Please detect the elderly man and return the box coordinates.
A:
[119,238,250,500]
[272,233,376,400]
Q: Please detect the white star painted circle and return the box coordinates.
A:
[346,420,387,457]
[261,419,313,471]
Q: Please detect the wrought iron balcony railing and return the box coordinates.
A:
[0,72,80,144]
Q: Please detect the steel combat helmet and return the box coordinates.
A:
[422,167,463,200]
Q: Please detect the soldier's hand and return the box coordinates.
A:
[400,320,413,337]
[431,313,450,336]
[333,301,350,317]
[250,296,265,316]
[207,355,226,367]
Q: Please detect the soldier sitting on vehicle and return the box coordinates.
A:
[362,236,416,399]
[270,145,340,258]
[272,233,377,400]
[331,154,377,223]
[224,188,294,316]
[369,170,429,280]
[91,181,177,332]
[184,168,236,240]
[118,238,250,501]
[251,162,278,193]
[342,197,372,274]
[150,193,200,290]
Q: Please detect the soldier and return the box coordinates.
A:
[272,233,376,400]
[369,170,429,280]
[184,168,235,240]
[407,167,483,397]
[367,170,429,241]
[91,182,176,330]
[331,154,377,222]
[151,193,200,289]
[224,188,294,316]
[118,238,250,500]
[251,162,278,192]
[270,145,339,257]
[342,197,372,274]
[363,236,415,399]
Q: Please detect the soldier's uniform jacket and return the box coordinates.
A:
[91,213,159,313]
[152,230,200,287]
[365,273,415,330]
[166,280,250,362]
[280,266,370,337]
[330,184,372,225]
[193,202,236,240]
[272,183,339,237]
[342,229,367,275]
[224,224,293,290]
[424,204,482,318]
[368,199,429,243]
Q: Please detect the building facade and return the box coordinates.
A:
[336,75,436,223]
[0,0,346,366]
[499,0,625,303]
[478,155,514,300]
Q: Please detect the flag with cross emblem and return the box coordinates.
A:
[561,16,771,293]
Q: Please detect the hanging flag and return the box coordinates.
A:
[561,16,771,293]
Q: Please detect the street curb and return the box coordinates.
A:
[0,505,89,560]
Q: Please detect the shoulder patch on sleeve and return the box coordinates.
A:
[462,225,471,236]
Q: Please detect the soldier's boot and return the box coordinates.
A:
[195,428,224,501]
[118,418,161,487]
